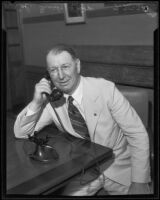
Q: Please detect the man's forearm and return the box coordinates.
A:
[28,100,44,113]
[14,103,43,138]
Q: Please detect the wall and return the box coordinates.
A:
[21,12,157,66]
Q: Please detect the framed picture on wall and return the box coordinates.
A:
[64,3,86,24]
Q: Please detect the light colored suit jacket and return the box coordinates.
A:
[14,76,151,186]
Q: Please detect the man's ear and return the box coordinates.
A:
[76,59,81,73]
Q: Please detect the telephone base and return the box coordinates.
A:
[29,144,59,163]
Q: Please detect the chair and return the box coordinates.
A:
[117,85,149,128]
[118,85,154,185]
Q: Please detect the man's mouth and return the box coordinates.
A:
[59,80,69,85]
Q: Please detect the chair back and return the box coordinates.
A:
[117,85,149,129]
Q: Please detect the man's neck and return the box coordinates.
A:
[68,76,81,96]
[64,76,82,100]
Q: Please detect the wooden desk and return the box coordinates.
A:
[7,125,113,195]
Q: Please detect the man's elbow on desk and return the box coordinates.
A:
[14,121,35,139]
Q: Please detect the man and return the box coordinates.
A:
[14,44,151,195]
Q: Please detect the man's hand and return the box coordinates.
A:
[33,78,52,104]
[29,78,52,112]
[128,182,150,194]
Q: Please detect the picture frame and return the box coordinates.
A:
[64,3,86,25]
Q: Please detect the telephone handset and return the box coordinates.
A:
[44,71,63,101]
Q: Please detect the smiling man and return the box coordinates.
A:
[14,44,151,196]
[46,47,81,94]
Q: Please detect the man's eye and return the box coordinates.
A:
[51,68,57,72]
[63,65,70,69]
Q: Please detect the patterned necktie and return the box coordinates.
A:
[68,96,90,140]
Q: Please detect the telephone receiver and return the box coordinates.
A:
[44,71,63,102]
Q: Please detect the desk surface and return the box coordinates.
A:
[7,125,112,195]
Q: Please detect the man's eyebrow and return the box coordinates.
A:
[50,63,71,68]
[62,63,71,66]
[49,66,56,69]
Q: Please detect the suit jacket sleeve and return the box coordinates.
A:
[14,102,53,138]
[107,82,150,183]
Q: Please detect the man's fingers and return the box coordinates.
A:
[36,84,52,95]
[40,78,51,84]
[35,79,52,95]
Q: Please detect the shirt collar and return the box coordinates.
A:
[64,76,83,105]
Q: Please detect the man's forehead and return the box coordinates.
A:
[47,51,72,59]
[46,51,75,68]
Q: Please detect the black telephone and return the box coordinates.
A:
[44,71,63,101]
[26,72,63,163]
[27,132,59,162]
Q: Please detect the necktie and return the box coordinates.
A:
[68,96,90,140]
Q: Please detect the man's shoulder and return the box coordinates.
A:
[82,76,116,100]
[82,76,115,88]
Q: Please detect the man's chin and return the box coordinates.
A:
[57,87,70,94]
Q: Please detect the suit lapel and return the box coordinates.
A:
[82,77,103,140]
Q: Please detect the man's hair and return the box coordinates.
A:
[47,44,78,60]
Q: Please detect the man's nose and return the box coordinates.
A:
[58,68,64,79]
